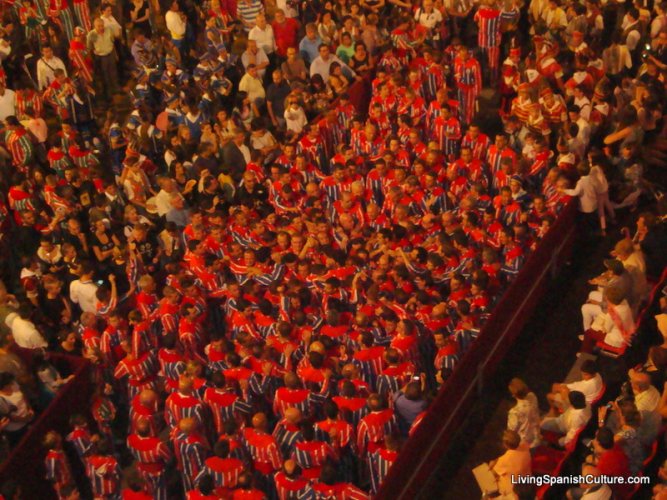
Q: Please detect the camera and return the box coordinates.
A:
[641,43,652,60]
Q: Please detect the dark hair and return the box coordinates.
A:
[595,427,614,449]
[581,360,598,375]
[568,390,586,409]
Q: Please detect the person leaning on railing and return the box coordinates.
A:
[0,371,34,448]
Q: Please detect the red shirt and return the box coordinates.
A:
[272,18,299,57]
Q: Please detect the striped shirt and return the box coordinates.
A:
[475,7,501,47]
[236,0,264,30]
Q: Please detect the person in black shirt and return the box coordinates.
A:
[130,223,160,272]
[14,211,42,263]
[234,171,271,216]
[266,69,291,130]
[59,217,90,257]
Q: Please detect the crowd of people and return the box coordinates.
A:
[0,0,664,496]
[486,213,667,499]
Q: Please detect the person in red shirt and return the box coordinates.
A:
[586,427,633,498]
[311,464,370,499]
[274,459,313,500]
[243,412,283,491]
[86,438,121,499]
[126,419,172,500]
[231,471,267,500]
[120,469,153,499]
[186,474,218,500]
[356,394,399,460]
[195,439,245,495]
[292,422,338,480]
[272,9,299,58]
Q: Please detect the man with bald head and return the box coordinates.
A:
[164,375,206,430]
[126,417,172,500]
[273,407,304,457]
[274,459,313,500]
[273,372,313,418]
[172,417,210,492]
[243,412,282,490]
[356,393,399,459]
[129,389,162,436]
[628,368,661,446]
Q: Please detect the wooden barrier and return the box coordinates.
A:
[377,200,579,500]
[0,354,93,499]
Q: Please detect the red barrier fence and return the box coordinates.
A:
[377,199,579,500]
[0,354,93,499]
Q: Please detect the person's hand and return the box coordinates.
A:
[302,329,312,344]
[108,274,116,283]
[597,405,608,421]
[262,362,273,376]
[284,344,295,357]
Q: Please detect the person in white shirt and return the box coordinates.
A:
[544,0,568,31]
[548,360,604,409]
[5,306,48,350]
[572,87,591,121]
[276,0,298,17]
[414,0,444,39]
[650,2,667,39]
[0,80,15,121]
[0,372,34,442]
[100,3,123,38]
[541,390,591,447]
[577,465,613,500]
[310,44,357,80]
[622,8,642,51]
[155,177,179,217]
[36,45,67,90]
[241,40,270,79]
[614,238,648,305]
[248,13,276,57]
[238,64,266,115]
[579,285,634,352]
[561,162,598,214]
[284,99,308,134]
[628,369,661,446]
[165,0,187,52]
[69,263,100,314]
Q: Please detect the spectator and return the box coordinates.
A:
[540,390,591,448]
[548,360,603,409]
[488,430,531,498]
[5,304,48,350]
[506,378,541,448]
[86,18,119,100]
[392,378,427,432]
[0,372,34,446]
[578,285,634,354]
[299,23,322,66]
